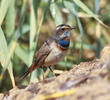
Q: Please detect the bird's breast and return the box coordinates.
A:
[44,41,68,65]
[58,40,70,48]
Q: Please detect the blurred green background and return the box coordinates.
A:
[0,0,110,92]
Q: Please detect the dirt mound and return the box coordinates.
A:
[1,46,110,100]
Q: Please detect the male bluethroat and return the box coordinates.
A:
[21,24,75,79]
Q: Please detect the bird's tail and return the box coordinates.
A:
[20,63,39,80]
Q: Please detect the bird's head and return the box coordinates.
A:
[52,24,75,40]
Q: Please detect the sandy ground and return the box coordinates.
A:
[1,46,110,100]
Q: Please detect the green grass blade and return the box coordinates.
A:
[64,1,85,63]
[95,0,100,14]
[29,0,38,65]
[14,0,28,40]
[0,27,15,87]
[67,14,74,26]
[73,0,108,28]
[76,18,84,63]
[0,0,28,86]
[95,0,102,58]
[0,0,29,87]
[50,2,63,25]
[5,0,15,38]
[64,1,84,36]
[35,0,51,45]
[0,0,10,25]
[22,24,30,35]
[4,0,28,77]
[1,41,17,84]
[15,44,29,66]
[29,0,39,82]
[0,1,28,86]
[30,0,51,82]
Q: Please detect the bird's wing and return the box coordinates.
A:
[20,39,52,79]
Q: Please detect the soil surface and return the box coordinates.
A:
[1,46,110,100]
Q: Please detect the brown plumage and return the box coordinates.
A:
[21,39,52,79]
[20,24,75,79]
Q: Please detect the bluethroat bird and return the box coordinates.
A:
[21,24,75,79]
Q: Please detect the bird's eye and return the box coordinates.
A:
[61,28,65,31]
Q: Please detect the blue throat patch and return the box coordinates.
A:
[58,40,70,48]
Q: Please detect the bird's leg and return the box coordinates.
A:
[41,66,45,80]
[48,66,56,77]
